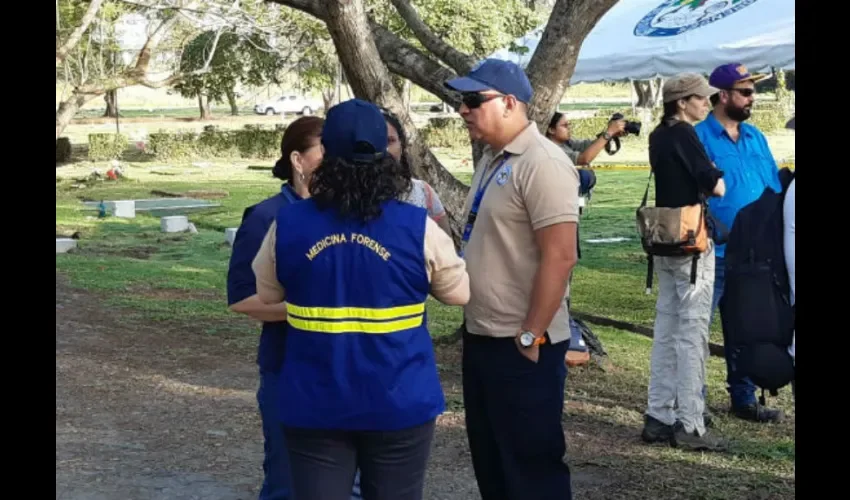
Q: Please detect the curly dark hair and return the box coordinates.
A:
[309,153,412,222]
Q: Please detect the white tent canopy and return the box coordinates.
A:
[489,0,795,84]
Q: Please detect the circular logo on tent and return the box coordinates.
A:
[634,0,759,37]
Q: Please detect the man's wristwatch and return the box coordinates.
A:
[518,330,546,348]
[601,130,613,141]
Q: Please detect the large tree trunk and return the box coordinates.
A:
[103,89,118,118]
[56,91,100,140]
[524,0,620,129]
[391,75,411,112]
[198,94,212,120]
[271,0,461,109]
[226,88,239,116]
[322,0,469,244]
[271,0,618,240]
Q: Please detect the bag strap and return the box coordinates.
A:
[640,169,654,208]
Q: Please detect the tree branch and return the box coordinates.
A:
[56,0,105,66]
[370,23,460,108]
[389,0,475,75]
[133,14,180,72]
[300,0,469,241]
[525,0,620,129]
[267,0,460,107]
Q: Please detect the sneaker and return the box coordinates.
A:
[641,415,675,444]
[732,403,784,423]
[672,422,728,452]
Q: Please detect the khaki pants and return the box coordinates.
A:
[647,244,714,435]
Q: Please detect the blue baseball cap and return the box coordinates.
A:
[445,59,533,103]
[321,98,388,163]
[708,63,768,89]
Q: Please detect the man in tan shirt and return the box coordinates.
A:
[446,59,579,500]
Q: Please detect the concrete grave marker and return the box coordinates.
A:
[113,200,136,218]
[161,215,190,233]
[225,228,238,246]
[56,238,77,254]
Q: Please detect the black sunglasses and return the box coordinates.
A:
[461,92,505,109]
[727,88,755,97]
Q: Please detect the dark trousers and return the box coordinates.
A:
[462,331,572,500]
[282,419,436,500]
[257,369,292,500]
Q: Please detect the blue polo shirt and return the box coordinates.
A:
[227,184,300,373]
[694,113,781,258]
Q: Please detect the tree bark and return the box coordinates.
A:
[389,0,475,75]
[103,89,118,118]
[633,79,662,108]
[226,88,239,116]
[321,88,336,112]
[56,92,98,140]
[56,0,105,66]
[321,0,469,243]
[198,95,212,120]
[524,0,620,131]
[269,0,461,108]
[268,0,618,241]
[392,76,411,112]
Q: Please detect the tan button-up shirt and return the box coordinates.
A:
[461,122,580,343]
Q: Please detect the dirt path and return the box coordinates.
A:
[56,273,484,500]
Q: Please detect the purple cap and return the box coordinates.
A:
[708,63,768,89]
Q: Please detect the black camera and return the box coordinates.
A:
[611,112,641,136]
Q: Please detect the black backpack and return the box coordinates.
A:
[719,168,795,401]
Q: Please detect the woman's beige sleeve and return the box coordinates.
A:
[423,217,469,304]
[252,221,286,304]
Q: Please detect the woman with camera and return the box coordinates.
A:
[545,112,627,166]
[640,73,727,452]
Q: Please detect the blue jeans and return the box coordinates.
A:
[710,256,758,408]
[258,370,292,500]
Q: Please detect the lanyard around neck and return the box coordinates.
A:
[459,152,511,257]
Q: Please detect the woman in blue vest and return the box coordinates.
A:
[251,98,469,500]
[226,115,324,500]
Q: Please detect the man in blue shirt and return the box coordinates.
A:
[694,63,784,423]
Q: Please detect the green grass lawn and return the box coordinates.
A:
[56,157,794,498]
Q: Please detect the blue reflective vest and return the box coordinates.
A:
[274,199,445,431]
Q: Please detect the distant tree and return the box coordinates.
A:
[174,31,288,118]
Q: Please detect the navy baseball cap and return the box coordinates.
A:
[708,63,768,89]
[445,59,533,103]
[321,98,388,163]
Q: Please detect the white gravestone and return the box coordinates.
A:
[161,215,190,233]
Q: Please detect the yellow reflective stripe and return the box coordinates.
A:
[286,303,425,321]
[288,315,424,334]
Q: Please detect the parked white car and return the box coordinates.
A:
[254,94,322,116]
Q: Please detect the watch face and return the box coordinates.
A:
[520,332,535,347]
